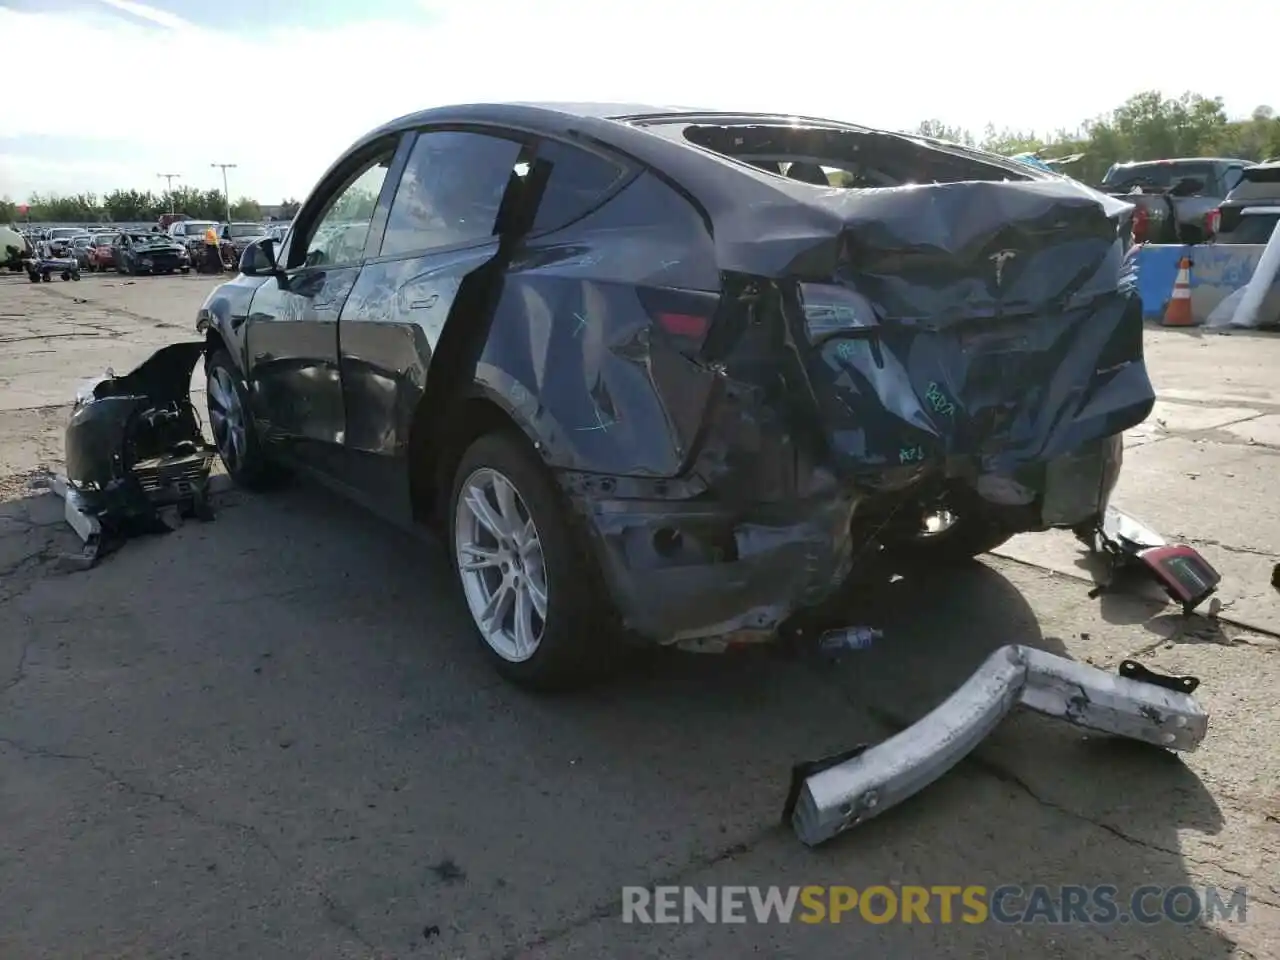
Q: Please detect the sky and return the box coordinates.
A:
[0,0,1270,204]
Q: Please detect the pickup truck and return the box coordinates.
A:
[1099,157,1252,244]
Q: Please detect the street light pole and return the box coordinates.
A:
[211,163,237,222]
[156,172,182,214]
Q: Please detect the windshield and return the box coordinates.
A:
[185,221,218,234]
[48,227,80,239]
[227,223,263,238]
[93,234,115,246]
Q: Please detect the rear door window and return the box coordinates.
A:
[528,140,628,234]
[379,130,525,257]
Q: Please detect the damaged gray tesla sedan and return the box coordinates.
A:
[196,102,1153,689]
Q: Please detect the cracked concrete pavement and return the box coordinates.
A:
[0,272,1277,959]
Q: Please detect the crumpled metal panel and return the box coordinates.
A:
[465,162,1149,644]
[804,291,1152,475]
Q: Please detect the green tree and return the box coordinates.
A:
[230,197,262,220]
[978,124,1045,156]
[912,120,975,146]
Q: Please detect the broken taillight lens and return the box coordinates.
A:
[638,286,719,356]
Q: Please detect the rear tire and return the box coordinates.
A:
[448,430,614,691]
[205,348,280,490]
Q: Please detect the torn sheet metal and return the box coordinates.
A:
[789,644,1208,847]
[57,341,217,565]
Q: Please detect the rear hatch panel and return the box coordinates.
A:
[710,178,1152,480]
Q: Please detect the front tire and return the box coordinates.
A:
[448,431,612,691]
[205,349,277,490]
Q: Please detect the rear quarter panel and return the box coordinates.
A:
[474,169,723,477]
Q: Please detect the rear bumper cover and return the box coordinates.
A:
[790,644,1208,846]
[573,484,859,648]
[568,435,1122,647]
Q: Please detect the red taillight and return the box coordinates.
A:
[638,286,720,356]
[655,312,711,339]
[1206,208,1220,236]
[1132,206,1150,244]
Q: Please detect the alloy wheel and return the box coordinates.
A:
[453,467,549,662]
[207,366,247,474]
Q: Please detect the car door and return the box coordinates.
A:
[115,234,130,270]
[336,128,532,519]
[243,135,402,473]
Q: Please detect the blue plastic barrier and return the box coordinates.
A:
[1134,243,1274,323]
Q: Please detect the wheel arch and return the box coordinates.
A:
[407,384,545,529]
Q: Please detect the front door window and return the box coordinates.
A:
[299,157,392,268]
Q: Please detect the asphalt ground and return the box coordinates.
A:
[0,270,1277,959]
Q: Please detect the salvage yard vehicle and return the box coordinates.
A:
[168,219,219,260]
[196,102,1157,694]
[1212,160,1280,244]
[70,234,96,269]
[1101,157,1251,244]
[115,232,192,275]
[43,226,83,258]
[220,221,269,265]
[86,233,117,271]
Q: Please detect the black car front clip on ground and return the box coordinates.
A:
[49,342,219,568]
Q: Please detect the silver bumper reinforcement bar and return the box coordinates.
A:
[790,644,1208,847]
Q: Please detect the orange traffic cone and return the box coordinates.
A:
[1162,256,1195,327]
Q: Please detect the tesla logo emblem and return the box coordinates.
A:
[989,249,1018,288]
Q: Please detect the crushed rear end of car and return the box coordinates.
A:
[546,120,1152,651]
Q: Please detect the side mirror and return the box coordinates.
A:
[240,237,284,279]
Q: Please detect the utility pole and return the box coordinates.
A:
[211,163,237,222]
[156,172,181,214]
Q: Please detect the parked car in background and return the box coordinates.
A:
[87,233,118,271]
[1213,161,1280,244]
[264,221,291,244]
[114,231,192,275]
[44,226,84,257]
[168,219,219,259]
[1100,158,1251,244]
[70,234,97,269]
[219,221,268,265]
[197,101,1151,689]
